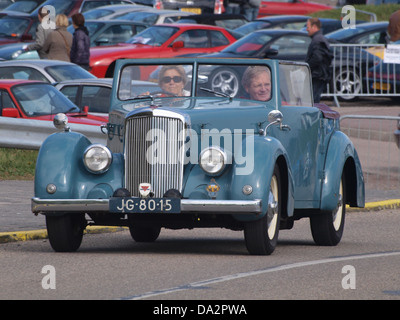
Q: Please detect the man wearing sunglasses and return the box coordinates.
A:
[158,65,190,97]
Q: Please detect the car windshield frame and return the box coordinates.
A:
[112,58,313,112]
[11,83,80,116]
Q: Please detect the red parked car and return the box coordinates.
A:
[258,0,332,17]
[89,23,239,78]
[0,79,107,124]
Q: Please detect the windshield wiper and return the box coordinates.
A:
[200,87,232,101]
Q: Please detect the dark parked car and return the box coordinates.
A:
[32,57,365,254]
[204,29,382,101]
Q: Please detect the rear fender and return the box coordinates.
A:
[320,131,365,211]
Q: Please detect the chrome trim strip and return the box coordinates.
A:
[31,198,262,214]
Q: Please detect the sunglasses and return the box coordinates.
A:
[162,76,183,83]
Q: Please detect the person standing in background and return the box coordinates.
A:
[41,14,72,62]
[70,13,91,70]
[305,17,333,103]
[388,9,400,43]
[242,0,261,21]
[25,6,53,58]
[224,0,241,14]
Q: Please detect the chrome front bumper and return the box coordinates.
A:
[31,198,262,215]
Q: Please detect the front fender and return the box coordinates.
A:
[183,135,294,221]
[34,131,124,200]
[320,131,365,211]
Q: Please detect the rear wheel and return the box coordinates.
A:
[46,214,86,252]
[244,164,281,255]
[310,174,346,246]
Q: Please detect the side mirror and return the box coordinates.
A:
[82,105,89,114]
[263,48,278,57]
[261,110,283,136]
[2,108,19,118]
[95,38,109,45]
[172,40,184,50]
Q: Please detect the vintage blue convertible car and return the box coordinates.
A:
[32,58,365,255]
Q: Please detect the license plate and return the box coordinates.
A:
[109,197,180,213]
[372,82,391,91]
[180,8,202,14]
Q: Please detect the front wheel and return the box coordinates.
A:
[46,214,86,252]
[310,174,346,246]
[244,165,281,255]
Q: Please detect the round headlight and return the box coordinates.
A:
[83,144,112,174]
[199,147,227,175]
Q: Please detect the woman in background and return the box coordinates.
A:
[70,13,90,70]
[42,14,72,62]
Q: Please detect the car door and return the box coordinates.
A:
[273,63,323,206]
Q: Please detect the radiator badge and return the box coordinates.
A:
[139,183,151,197]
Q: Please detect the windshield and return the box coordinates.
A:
[221,32,272,56]
[0,16,30,37]
[117,62,273,106]
[12,83,80,116]
[125,26,178,46]
[45,65,96,81]
[3,0,41,13]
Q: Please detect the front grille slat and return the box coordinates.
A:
[125,114,185,197]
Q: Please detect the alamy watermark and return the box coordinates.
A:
[341,5,356,30]
[40,5,56,30]
[145,128,254,176]
[342,265,356,290]
[41,265,56,290]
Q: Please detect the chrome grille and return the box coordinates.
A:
[124,113,185,197]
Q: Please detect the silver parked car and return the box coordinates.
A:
[0,60,96,83]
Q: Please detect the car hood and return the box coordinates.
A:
[116,97,271,133]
